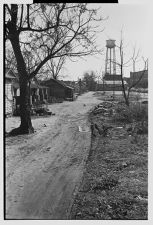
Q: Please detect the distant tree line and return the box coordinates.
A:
[82,71,97,91]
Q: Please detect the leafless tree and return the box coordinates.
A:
[82,71,97,91]
[45,56,66,80]
[126,58,148,100]
[131,45,141,73]
[5,3,104,135]
[5,47,17,72]
[115,32,148,106]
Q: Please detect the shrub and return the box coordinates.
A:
[113,104,133,123]
[113,102,148,124]
[130,102,148,122]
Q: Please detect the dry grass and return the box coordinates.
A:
[113,102,148,125]
[70,103,148,220]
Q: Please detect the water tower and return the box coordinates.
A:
[105,39,116,75]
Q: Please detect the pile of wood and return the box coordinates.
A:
[90,101,115,137]
[31,103,53,116]
[92,101,115,116]
[91,122,113,137]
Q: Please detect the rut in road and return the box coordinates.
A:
[6,92,102,219]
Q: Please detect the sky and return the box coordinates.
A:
[62,3,150,81]
[2,1,150,82]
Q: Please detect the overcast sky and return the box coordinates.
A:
[62,3,149,81]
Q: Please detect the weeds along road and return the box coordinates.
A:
[5,92,101,219]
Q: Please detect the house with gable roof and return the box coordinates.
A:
[5,68,50,116]
[41,78,74,101]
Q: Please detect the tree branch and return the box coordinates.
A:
[20,5,23,28]
[5,4,12,16]
[27,4,30,28]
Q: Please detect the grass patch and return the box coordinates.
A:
[70,101,148,220]
[114,102,148,122]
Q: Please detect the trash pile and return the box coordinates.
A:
[31,103,54,116]
[92,101,116,116]
[126,120,148,135]
[48,97,64,103]
[90,99,148,137]
[90,122,113,137]
[90,101,116,137]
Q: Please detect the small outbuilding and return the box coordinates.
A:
[41,78,74,102]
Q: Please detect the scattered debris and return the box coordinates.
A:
[126,121,148,135]
[135,195,148,202]
[116,162,129,170]
[48,97,64,103]
[71,96,148,220]
[79,125,90,132]
[93,107,109,115]
[91,123,113,137]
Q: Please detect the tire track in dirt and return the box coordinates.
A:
[5,92,101,219]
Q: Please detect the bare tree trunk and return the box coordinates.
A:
[121,81,129,106]
[19,78,34,134]
[9,75,34,135]
[120,64,129,106]
[8,21,34,135]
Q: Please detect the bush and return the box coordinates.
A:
[130,103,148,122]
[113,104,133,123]
[113,102,148,124]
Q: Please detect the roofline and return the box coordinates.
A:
[42,78,73,89]
[65,86,74,89]
[130,69,148,74]
[5,68,19,79]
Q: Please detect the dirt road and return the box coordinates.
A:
[5,92,101,219]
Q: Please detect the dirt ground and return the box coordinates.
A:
[5,92,102,219]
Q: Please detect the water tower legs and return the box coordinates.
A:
[105,48,108,74]
[113,47,116,74]
[105,39,116,75]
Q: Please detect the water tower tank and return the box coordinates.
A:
[106,39,116,48]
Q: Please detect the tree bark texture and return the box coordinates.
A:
[7,8,34,135]
[19,80,34,134]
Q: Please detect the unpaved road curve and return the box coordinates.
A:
[5,92,101,219]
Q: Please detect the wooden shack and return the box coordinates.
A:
[41,79,74,102]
